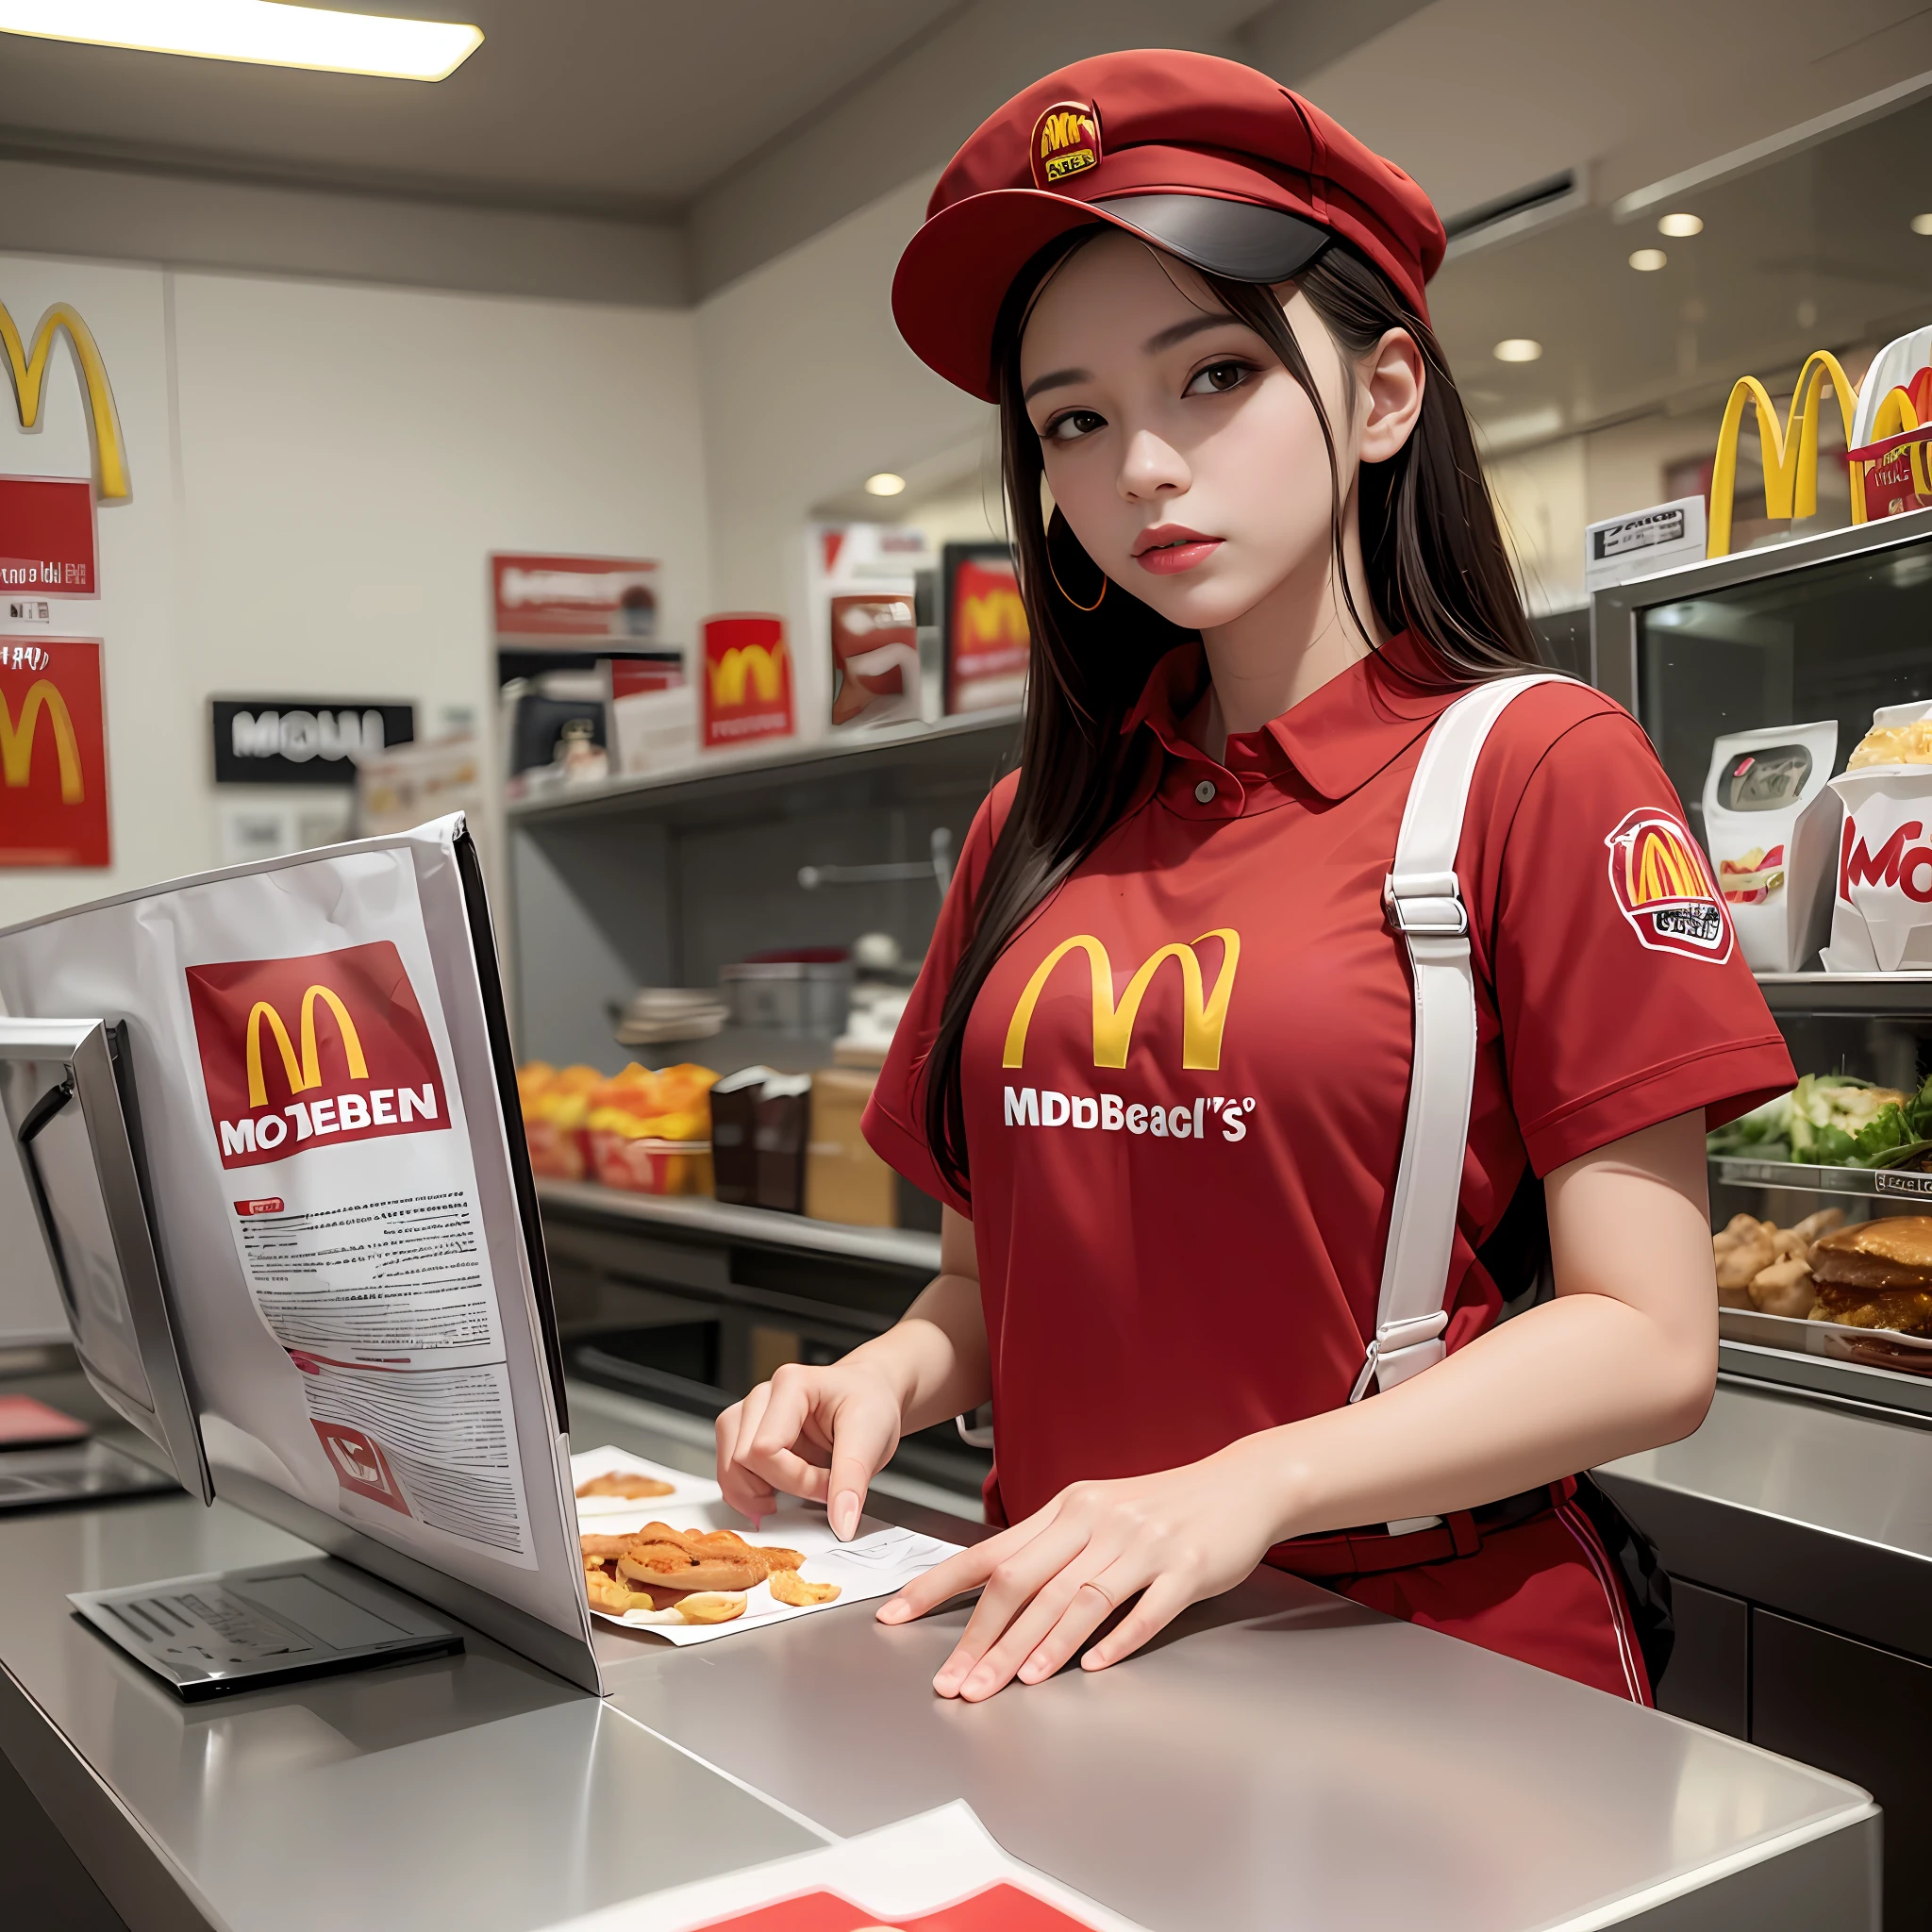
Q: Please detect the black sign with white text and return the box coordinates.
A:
[211,699,417,787]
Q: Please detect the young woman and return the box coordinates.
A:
[715,51,1792,1705]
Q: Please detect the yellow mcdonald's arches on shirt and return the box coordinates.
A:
[0,302,130,502]
[1707,351,1862,558]
[710,641,787,708]
[1627,824,1707,907]
[1003,929,1241,1070]
[244,986,370,1108]
[0,679,83,803]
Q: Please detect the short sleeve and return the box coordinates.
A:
[1474,693,1795,1176]
[860,772,1019,1215]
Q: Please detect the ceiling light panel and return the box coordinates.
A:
[1657,212,1704,237]
[864,473,907,497]
[1629,248,1669,272]
[0,0,483,82]
[1492,338,1543,363]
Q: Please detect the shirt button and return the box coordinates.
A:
[1194,778,1217,804]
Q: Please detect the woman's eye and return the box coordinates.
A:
[1042,408,1105,442]
[1186,360,1250,396]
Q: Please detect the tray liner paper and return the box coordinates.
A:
[533,1800,1150,1930]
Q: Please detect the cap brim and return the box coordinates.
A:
[892,188,1330,402]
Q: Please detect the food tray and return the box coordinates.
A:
[1720,1306,1932,1377]
[569,1445,721,1515]
[1710,1156,1932,1201]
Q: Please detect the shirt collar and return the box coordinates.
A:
[1124,632,1464,803]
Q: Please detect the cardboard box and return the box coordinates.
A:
[806,1068,895,1227]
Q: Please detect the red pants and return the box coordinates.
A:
[1324,1496,1653,1704]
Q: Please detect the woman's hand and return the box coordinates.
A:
[716,1359,907,1537]
[875,1447,1282,1700]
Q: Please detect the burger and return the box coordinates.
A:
[1808,1218,1932,1335]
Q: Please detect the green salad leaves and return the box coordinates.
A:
[1707,1072,1932,1171]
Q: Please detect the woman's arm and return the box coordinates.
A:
[716,1204,990,1536]
[879,1111,1715,1698]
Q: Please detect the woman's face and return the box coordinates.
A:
[1018,230,1386,634]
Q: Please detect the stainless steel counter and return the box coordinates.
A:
[1599,1378,1932,1661]
[0,1372,1885,1932]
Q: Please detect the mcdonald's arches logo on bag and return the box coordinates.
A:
[185,941,448,1170]
[702,613,794,749]
[0,639,109,869]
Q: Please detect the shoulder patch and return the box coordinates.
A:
[1604,808,1734,963]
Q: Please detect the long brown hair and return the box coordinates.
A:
[922,234,1542,1198]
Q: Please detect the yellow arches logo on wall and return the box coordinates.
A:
[0,301,130,502]
[1003,929,1241,1070]
[708,640,787,708]
[0,680,84,803]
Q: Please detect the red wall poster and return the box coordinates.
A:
[0,477,98,596]
[0,637,110,867]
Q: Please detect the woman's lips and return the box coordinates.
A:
[1135,537,1223,575]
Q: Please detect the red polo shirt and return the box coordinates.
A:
[863,637,1791,1533]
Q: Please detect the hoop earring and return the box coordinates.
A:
[1046,509,1108,612]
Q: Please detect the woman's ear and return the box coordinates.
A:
[1358,328,1425,465]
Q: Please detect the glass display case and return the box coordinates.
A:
[1594,504,1932,1417]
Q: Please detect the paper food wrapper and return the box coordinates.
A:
[534,1799,1150,1931]
[570,1446,722,1516]
[1826,703,1932,972]
[1701,719,1840,974]
[583,1497,960,1646]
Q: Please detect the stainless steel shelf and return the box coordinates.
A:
[507,707,1022,824]
[1754,972,1932,1015]
[534,1175,941,1272]
[1711,1154,1932,1201]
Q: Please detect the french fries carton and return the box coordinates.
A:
[1825,700,1932,972]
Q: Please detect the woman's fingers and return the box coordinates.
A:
[947,1556,1117,1701]
[875,1524,1015,1624]
[716,1388,774,1522]
[739,1372,834,1505]
[1079,1572,1195,1672]
[824,1403,898,1541]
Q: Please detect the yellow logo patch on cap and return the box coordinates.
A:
[1030,100,1102,190]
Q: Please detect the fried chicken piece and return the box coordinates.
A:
[617,1544,761,1593]
[580,1533,637,1561]
[1749,1255,1816,1319]
[768,1569,841,1607]
[675,1592,747,1624]
[576,1471,675,1500]
[586,1571,655,1615]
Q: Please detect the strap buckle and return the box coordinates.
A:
[1347,1310,1452,1405]
[1382,870,1469,939]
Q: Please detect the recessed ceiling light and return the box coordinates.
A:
[0,0,483,81]
[1657,212,1703,238]
[1492,339,1542,363]
[1913,213,1932,236]
[864,473,908,497]
[1629,248,1669,272]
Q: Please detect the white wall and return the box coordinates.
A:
[0,251,709,930]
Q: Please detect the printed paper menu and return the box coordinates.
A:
[182,937,535,1567]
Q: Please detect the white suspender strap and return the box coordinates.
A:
[1348,673,1573,1413]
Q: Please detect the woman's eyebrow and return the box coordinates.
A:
[1023,366,1089,402]
[1142,313,1239,355]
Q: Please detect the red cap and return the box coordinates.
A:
[893,50,1445,403]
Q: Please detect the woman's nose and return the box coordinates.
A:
[1118,428,1190,501]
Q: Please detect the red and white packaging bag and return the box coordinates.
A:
[1701,720,1840,973]
[1825,701,1932,971]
